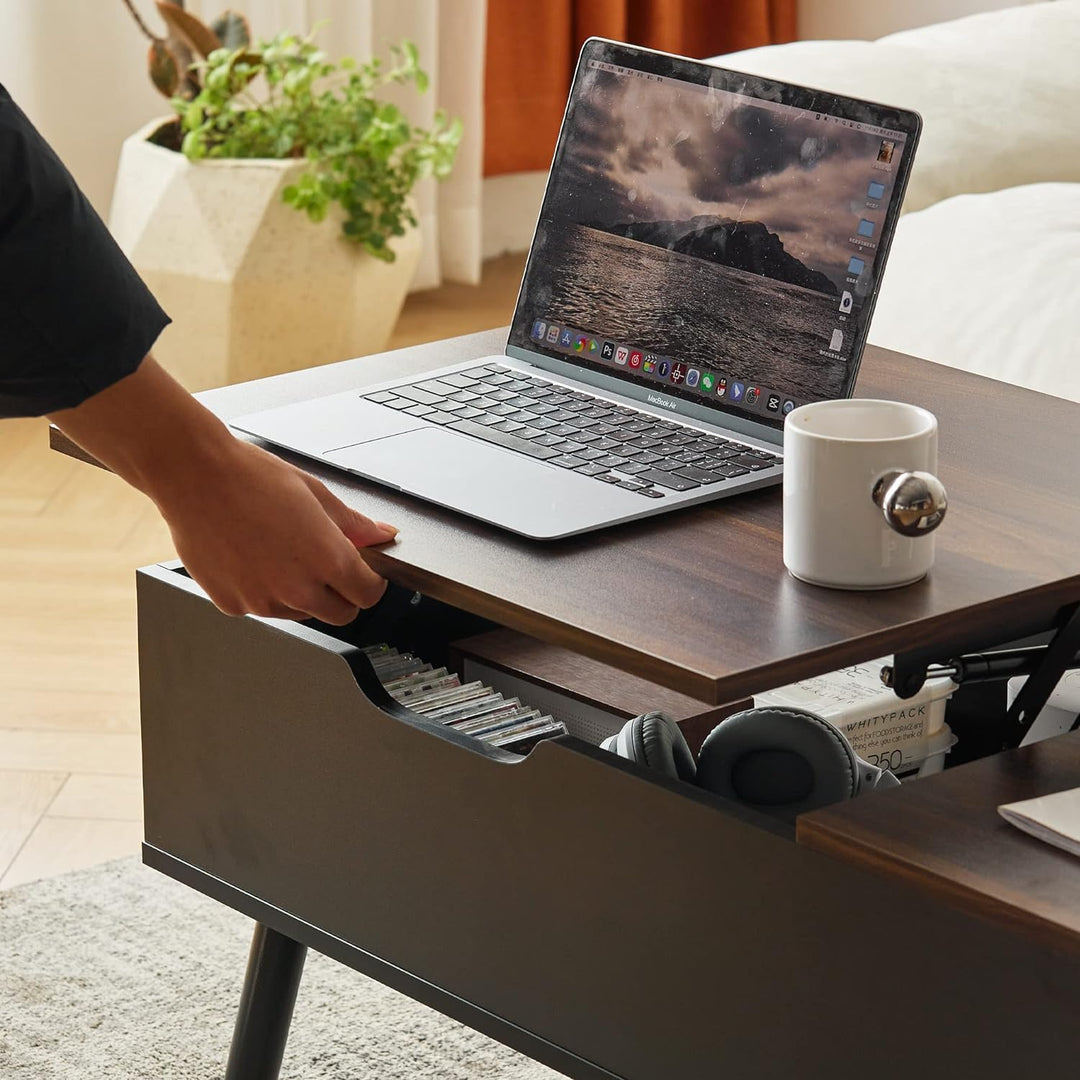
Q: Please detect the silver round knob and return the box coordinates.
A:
[871,470,948,537]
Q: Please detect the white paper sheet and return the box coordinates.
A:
[998,787,1080,859]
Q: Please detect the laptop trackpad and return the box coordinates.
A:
[324,427,613,538]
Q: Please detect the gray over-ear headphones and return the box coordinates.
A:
[601,711,698,783]
[601,706,899,825]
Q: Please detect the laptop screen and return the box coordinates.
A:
[507,39,921,431]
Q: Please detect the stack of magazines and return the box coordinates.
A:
[362,644,567,754]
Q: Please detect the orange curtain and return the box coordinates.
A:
[483,0,797,177]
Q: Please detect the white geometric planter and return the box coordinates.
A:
[109,119,421,391]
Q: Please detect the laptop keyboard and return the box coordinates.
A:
[362,364,781,499]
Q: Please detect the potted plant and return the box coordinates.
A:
[111,1,461,389]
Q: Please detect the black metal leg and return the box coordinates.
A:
[225,923,308,1080]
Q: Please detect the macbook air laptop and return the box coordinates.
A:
[232,39,921,539]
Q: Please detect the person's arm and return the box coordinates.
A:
[49,357,397,624]
[3,83,397,624]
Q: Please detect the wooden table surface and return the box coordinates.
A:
[53,329,1080,704]
[801,729,1080,957]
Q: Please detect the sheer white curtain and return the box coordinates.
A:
[186,0,487,288]
[0,0,168,214]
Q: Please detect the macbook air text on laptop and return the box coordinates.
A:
[232,39,921,539]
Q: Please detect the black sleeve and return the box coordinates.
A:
[0,83,170,418]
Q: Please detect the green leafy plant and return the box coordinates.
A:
[122,1,461,261]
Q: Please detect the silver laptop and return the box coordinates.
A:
[233,39,921,540]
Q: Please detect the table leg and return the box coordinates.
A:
[225,923,308,1080]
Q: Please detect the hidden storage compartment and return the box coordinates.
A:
[158,563,731,762]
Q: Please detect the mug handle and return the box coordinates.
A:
[871,470,948,537]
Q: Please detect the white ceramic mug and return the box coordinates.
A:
[783,399,947,590]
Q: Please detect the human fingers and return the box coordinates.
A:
[260,602,316,621]
[298,472,399,547]
[288,582,363,626]
[182,573,329,622]
[295,479,393,610]
[325,544,389,612]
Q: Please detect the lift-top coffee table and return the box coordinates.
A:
[54,331,1080,1079]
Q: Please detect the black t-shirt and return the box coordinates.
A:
[0,83,169,418]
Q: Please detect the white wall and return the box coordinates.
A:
[0,0,170,215]
[798,0,1045,41]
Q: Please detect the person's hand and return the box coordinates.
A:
[159,438,397,624]
[49,356,399,624]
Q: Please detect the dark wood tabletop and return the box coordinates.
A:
[800,730,1080,957]
[52,329,1080,704]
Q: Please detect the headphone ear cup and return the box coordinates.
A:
[696,707,858,823]
[602,712,697,783]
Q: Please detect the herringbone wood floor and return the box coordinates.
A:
[0,254,526,888]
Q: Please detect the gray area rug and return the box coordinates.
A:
[0,857,560,1079]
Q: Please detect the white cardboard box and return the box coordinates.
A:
[754,657,957,776]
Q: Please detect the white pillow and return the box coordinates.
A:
[712,1,1080,213]
[868,183,1080,402]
